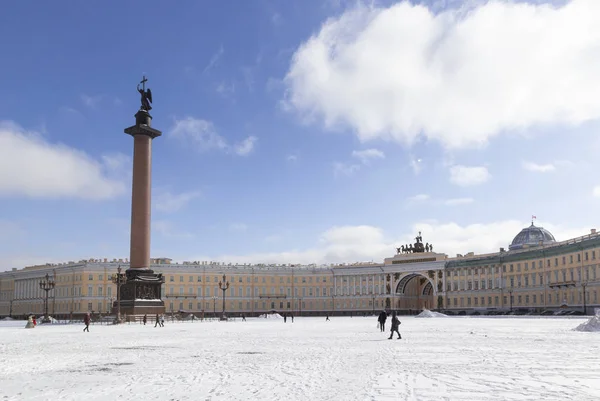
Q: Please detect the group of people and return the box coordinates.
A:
[141,314,165,327]
[377,311,402,339]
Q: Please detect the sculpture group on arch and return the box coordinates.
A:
[396,232,433,254]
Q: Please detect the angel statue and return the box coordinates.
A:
[137,76,153,111]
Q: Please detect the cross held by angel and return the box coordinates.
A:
[137,76,153,111]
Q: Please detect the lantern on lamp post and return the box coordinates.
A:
[111,265,126,323]
[39,273,55,323]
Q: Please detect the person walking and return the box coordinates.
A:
[83,312,90,332]
[325,314,330,321]
[154,314,161,328]
[388,312,401,340]
[143,314,147,325]
[160,314,165,327]
[378,311,387,332]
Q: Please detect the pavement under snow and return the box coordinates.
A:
[1,316,599,401]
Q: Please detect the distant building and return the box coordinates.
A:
[0,224,598,317]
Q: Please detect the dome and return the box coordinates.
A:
[509,223,556,251]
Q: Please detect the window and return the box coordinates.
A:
[98,286,103,296]
[197,276,202,282]
[197,287,202,297]
[98,275,103,280]
[88,285,93,296]
[170,276,174,282]
[107,287,112,297]
[88,302,92,311]
[88,275,93,281]
[189,276,193,282]
[180,276,184,282]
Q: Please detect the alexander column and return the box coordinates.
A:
[114,76,165,318]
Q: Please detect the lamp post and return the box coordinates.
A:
[212,296,217,317]
[218,274,230,320]
[111,265,126,324]
[582,282,587,315]
[509,289,513,312]
[372,295,375,314]
[39,273,55,323]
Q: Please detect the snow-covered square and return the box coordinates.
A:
[1,316,599,401]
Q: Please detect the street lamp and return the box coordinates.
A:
[509,289,513,312]
[582,282,588,315]
[39,273,55,323]
[218,274,230,320]
[111,265,126,324]
[212,296,217,317]
[372,295,375,314]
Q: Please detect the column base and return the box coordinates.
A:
[113,268,165,317]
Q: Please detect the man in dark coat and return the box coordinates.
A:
[378,311,387,332]
[83,313,90,332]
[388,312,401,340]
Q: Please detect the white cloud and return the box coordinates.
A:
[154,190,201,213]
[409,156,423,175]
[234,136,257,156]
[444,197,474,206]
[449,165,490,187]
[153,220,194,239]
[81,94,103,109]
[0,121,127,199]
[204,45,224,74]
[185,220,591,265]
[169,117,228,152]
[229,223,248,232]
[286,154,298,162]
[522,161,556,173]
[408,194,430,202]
[170,117,256,157]
[216,81,236,97]
[271,12,283,26]
[352,148,385,164]
[333,162,361,177]
[283,0,600,149]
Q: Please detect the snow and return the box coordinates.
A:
[1,316,599,400]
[258,312,283,319]
[574,311,600,332]
[415,309,448,318]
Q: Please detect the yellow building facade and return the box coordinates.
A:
[1,224,599,318]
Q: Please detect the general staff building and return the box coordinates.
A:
[1,223,599,318]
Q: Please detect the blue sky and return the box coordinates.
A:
[1,0,599,270]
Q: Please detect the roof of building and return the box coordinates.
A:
[509,223,556,251]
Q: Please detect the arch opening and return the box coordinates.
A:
[393,273,435,313]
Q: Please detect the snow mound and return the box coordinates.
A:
[2,317,15,321]
[416,309,448,318]
[574,312,600,332]
[258,313,283,319]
